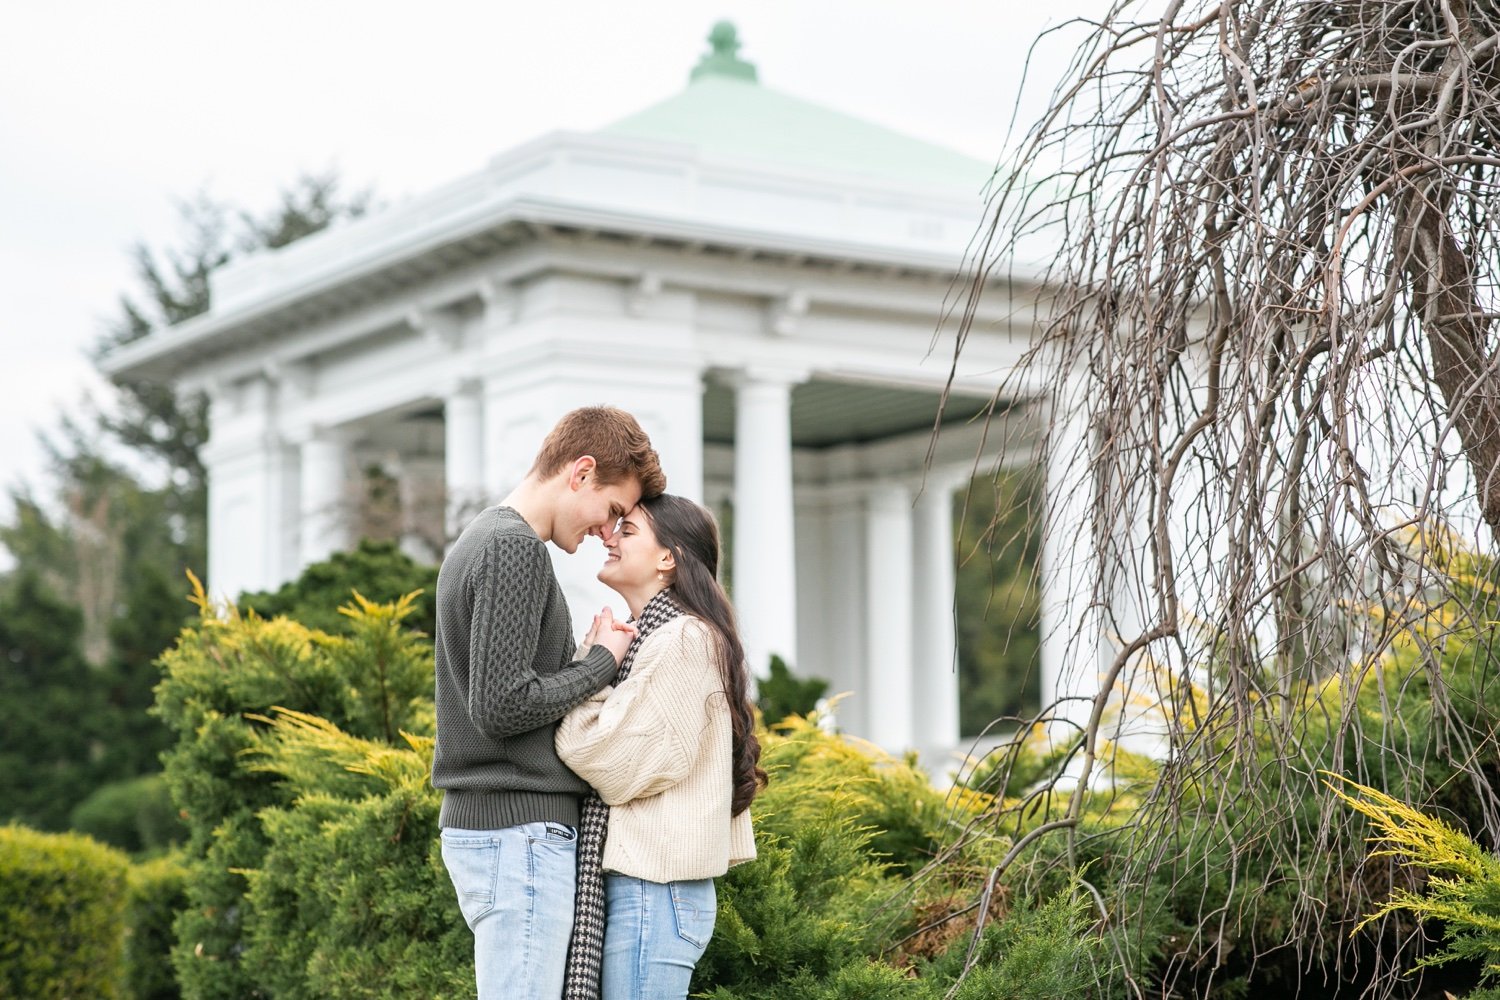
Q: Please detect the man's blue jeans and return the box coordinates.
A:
[601,874,717,999]
[440,822,578,1000]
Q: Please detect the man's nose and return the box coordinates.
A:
[597,521,616,542]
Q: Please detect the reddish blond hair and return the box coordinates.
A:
[529,406,666,498]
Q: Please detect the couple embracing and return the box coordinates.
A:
[431,406,764,1000]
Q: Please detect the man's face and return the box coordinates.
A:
[556,472,640,554]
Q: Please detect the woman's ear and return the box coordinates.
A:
[659,549,676,574]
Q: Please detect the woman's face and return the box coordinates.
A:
[597,507,673,593]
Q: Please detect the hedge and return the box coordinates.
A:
[0,824,130,999]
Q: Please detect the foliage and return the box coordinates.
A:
[700,884,1110,1000]
[137,533,1179,1000]
[0,824,130,1000]
[125,852,190,1000]
[150,567,1121,999]
[755,654,828,727]
[238,539,437,638]
[0,570,105,830]
[69,773,185,855]
[932,530,1500,997]
[693,714,1009,997]
[922,887,1113,1000]
[953,470,1041,735]
[1333,775,1500,993]
[238,714,472,999]
[154,576,431,1000]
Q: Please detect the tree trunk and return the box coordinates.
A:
[1402,197,1500,537]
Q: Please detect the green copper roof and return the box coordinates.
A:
[601,24,993,193]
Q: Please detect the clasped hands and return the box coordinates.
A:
[580,606,637,664]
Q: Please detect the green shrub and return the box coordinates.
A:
[924,888,1112,1000]
[154,578,433,1000]
[236,714,473,999]
[692,715,1000,997]
[70,773,186,855]
[756,654,828,727]
[125,852,190,1000]
[238,539,437,638]
[950,534,1500,998]
[151,563,1121,999]
[1333,776,1500,995]
[0,824,130,999]
[0,571,106,832]
[755,715,991,877]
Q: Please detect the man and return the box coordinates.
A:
[432,405,666,999]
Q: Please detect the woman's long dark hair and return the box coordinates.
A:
[637,493,766,815]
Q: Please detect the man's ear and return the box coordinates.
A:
[570,456,597,490]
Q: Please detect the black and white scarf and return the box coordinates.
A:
[562,588,683,1000]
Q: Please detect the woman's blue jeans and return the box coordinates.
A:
[601,874,717,999]
[440,822,578,1000]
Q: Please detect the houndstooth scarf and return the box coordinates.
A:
[562,588,683,1000]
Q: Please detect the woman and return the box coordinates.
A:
[556,493,765,1000]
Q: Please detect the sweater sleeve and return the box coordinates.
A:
[466,530,618,740]
[555,620,716,806]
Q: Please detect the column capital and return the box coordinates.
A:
[283,422,350,450]
[626,272,664,317]
[407,306,463,351]
[717,364,811,392]
[442,376,483,400]
[864,478,914,512]
[766,290,811,337]
[914,466,974,502]
[477,276,520,326]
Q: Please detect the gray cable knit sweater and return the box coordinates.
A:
[432,506,618,831]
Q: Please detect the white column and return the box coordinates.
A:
[821,489,867,735]
[1040,401,1101,736]
[299,428,350,567]
[864,481,915,752]
[912,477,961,761]
[729,368,802,677]
[397,452,446,564]
[203,374,299,601]
[444,380,486,537]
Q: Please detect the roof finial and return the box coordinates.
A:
[690,21,758,84]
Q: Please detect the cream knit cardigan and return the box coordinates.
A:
[556,615,757,882]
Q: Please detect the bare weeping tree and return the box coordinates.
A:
[940,1,1500,996]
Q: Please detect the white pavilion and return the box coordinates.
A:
[101,25,1067,764]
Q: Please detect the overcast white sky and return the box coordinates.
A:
[0,0,1104,514]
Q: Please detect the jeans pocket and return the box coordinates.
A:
[669,880,717,950]
[440,832,500,930]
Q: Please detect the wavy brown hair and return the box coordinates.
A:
[529,406,666,498]
[637,493,766,815]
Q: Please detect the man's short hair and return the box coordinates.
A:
[529,406,666,498]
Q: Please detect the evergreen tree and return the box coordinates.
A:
[0,571,101,830]
[0,172,372,835]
